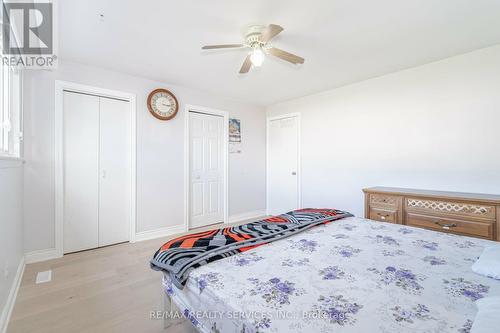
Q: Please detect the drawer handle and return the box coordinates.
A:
[434,221,457,230]
[377,213,390,220]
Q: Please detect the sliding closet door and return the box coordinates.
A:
[98,97,131,247]
[63,91,100,253]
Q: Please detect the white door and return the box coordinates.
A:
[98,97,131,247]
[189,111,224,228]
[63,91,100,253]
[267,116,300,215]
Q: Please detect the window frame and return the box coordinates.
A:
[0,52,23,160]
[0,0,24,160]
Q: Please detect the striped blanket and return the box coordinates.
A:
[150,208,353,288]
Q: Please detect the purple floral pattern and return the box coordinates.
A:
[422,255,446,265]
[196,272,223,294]
[232,253,264,267]
[413,240,439,251]
[443,278,489,301]
[382,249,406,257]
[319,266,354,281]
[247,277,305,308]
[398,227,414,235]
[458,319,473,333]
[254,317,271,329]
[282,258,310,267]
[163,276,175,296]
[372,235,400,246]
[343,224,358,231]
[368,266,425,294]
[288,239,319,253]
[391,304,434,323]
[183,309,200,327]
[332,245,362,258]
[311,295,363,326]
[455,241,477,249]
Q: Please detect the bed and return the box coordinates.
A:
[156,215,500,333]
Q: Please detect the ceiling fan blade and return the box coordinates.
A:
[239,54,252,74]
[202,44,245,50]
[259,24,284,43]
[268,47,305,64]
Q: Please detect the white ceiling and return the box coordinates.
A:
[59,0,500,106]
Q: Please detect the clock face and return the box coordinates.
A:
[147,89,179,120]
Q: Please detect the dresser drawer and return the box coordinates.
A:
[370,194,400,208]
[406,213,494,239]
[406,198,496,220]
[369,208,398,224]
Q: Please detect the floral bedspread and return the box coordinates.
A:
[163,217,500,333]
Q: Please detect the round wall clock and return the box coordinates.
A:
[147,88,179,120]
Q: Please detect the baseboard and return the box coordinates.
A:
[135,211,266,242]
[228,210,267,224]
[24,248,60,264]
[135,225,186,242]
[0,256,25,333]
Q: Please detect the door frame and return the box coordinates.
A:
[266,112,302,215]
[54,80,137,257]
[184,104,229,231]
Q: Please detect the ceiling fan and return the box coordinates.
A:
[202,24,305,74]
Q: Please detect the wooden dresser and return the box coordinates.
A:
[363,187,500,241]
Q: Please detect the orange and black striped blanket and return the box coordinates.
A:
[150,208,352,288]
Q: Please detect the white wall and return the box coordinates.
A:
[267,45,500,217]
[23,61,266,253]
[0,161,24,330]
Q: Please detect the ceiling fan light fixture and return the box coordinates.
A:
[201,24,304,74]
[250,48,264,67]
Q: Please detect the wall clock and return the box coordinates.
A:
[147,88,179,120]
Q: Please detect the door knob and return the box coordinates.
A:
[291,172,297,176]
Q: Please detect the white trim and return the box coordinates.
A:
[266,113,302,215]
[184,104,229,232]
[0,257,25,333]
[24,248,59,264]
[135,225,186,242]
[54,80,137,257]
[228,210,267,224]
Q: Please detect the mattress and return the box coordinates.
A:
[162,216,500,333]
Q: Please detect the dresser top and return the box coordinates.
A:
[363,187,500,204]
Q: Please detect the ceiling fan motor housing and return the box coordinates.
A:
[245,25,266,47]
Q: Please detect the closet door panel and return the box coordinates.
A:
[63,91,100,253]
[189,112,224,228]
[268,116,299,216]
[98,98,131,246]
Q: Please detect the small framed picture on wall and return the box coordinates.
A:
[229,118,242,153]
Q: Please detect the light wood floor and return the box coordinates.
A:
[8,219,260,333]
